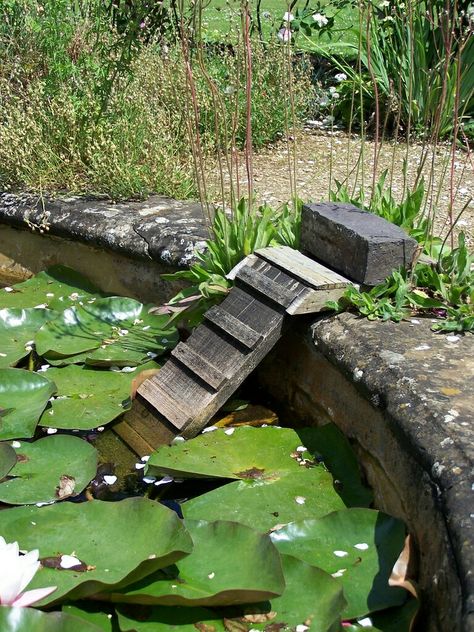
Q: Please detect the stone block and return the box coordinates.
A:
[301,202,418,285]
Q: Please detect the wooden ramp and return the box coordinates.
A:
[115,246,352,453]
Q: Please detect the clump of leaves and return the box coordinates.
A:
[328,233,473,332]
[159,198,301,327]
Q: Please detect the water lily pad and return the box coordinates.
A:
[62,604,114,632]
[0,498,193,605]
[0,607,104,632]
[182,468,345,533]
[0,308,56,368]
[107,520,285,607]
[270,508,407,619]
[297,424,373,507]
[115,555,346,632]
[370,598,419,631]
[0,434,98,505]
[0,441,17,478]
[0,368,57,440]
[0,266,103,310]
[116,605,225,632]
[38,362,160,430]
[147,426,317,480]
[35,297,178,366]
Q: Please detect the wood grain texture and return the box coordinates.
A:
[172,342,226,390]
[256,245,350,289]
[205,305,263,349]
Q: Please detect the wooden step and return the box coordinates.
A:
[235,266,302,308]
[205,305,263,350]
[171,342,227,391]
[137,379,193,430]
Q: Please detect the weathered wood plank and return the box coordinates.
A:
[205,305,263,349]
[286,286,349,315]
[235,265,303,308]
[138,373,195,430]
[172,342,226,390]
[256,245,350,289]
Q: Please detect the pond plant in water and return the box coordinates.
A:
[0,266,418,631]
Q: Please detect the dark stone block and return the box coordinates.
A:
[301,202,418,285]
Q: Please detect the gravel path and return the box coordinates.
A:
[209,130,474,246]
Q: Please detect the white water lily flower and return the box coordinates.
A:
[0,537,56,607]
[312,12,328,26]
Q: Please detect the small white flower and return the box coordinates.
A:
[277,27,292,42]
[312,12,328,26]
[0,537,57,606]
[282,11,294,22]
[335,72,347,82]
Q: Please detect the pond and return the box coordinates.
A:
[0,266,418,631]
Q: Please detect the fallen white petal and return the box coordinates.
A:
[333,550,348,557]
[354,543,369,550]
[154,475,174,486]
[295,496,306,505]
[224,428,235,436]
[103,475,117,485]
[202,426,218,433]
[60,555,81,569]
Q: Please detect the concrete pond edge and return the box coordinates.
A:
[0,192,473,631]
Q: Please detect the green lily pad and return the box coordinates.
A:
[0,434,98,505]
[147,426,318,480]
[116,555,346,632]
[107,520,285,607]
[62,604,114,632]
[270,508,407,619]
[35,297,178,366]
[0,441,17,478]
[0,607,104,632]
[38,362,160,430]
[182,468,345,532]
[0,498,193,605]
[0,265,103,310]
[116,605,225,632]
[0,368,57,440]
[297,424,373,507]
[0,308,56,368]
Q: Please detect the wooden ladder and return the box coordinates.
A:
[114,246,351,453]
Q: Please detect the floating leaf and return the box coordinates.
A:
[270,509,407,618]
[0,441,17,478]
[297,425,373,507]
[38,362,160,430]
[0,498,193,605]
[106,520,285,607]
[0,434,98,505]
[0,308,56,368]
[116,605,225,632]
[0,368,56,440]
[182,469,345,533]
[62,604,114,632]
[0,607,104,632]
[115,555,346,632]
[147,426,317,480]
[35,297,178,366]
[0,266,103,310]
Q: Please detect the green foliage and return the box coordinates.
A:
[0,607,104,632]
[0,435,97,505]
[0,368,56,440]
[162,199,301,326]
[328,234,473,332]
